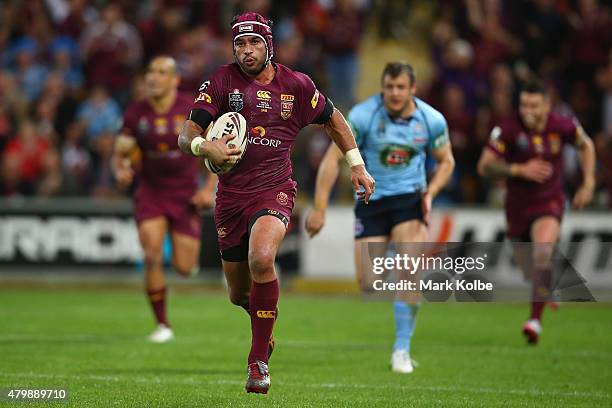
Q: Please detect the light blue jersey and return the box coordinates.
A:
[348,94,449,202]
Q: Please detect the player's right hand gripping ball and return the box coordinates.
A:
[204,111,248,174]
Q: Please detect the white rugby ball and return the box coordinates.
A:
[203,111,248,174]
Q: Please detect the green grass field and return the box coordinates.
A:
[0,287,610,407]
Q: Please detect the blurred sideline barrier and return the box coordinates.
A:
[0,198,298,274]
[1,199,611,292]
[299,207,612,294]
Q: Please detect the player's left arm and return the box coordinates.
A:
[424,143,455,224]
[323,108,375,204]
[572,125,596,209]
[422,117,455,223]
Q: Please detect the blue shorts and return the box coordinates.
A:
[354,192,424,239]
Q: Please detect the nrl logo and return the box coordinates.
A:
[228,89,244,112]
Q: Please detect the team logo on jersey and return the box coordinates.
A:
[229,89,244,112]
[493,140,506,153]
[252,126,266,136]
[276,192,289,206]
[217,227,227,238]
[195,92,212,104]
[256,91,272,111]
[199,81,210,91]
[281,101,293,120]
[532,135,544,153]
[249,125,281,148]
[432,129,449,149]
[154,118,168,135]
[138,117,149,136]
[174,115,186,134]
[257,90,271,100]
[549,133,561,154]
[311,89,320,109]
[379,144,417,168]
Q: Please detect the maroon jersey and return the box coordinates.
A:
[192,63,327,194]
[122,93,198,191]
[486,112,580,206]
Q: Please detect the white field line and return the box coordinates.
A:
[0,371,609,401]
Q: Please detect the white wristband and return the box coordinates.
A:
[191,136,205,156]
[345,148,364,167]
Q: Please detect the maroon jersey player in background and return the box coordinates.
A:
[113,56,216,343]
[478,79,595,344]
[178,12,375,394]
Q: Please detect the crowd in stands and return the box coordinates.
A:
[0,0,610,208]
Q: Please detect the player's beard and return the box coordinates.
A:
[522,114,539,130]
[237,54,267,77]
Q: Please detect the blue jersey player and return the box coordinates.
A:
[306,62,455,373]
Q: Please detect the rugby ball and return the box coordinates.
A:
[203,112,248,174]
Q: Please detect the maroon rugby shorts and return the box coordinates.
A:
[134,185,202,239]
[214,179,297,261]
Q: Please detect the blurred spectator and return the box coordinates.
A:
[596,53,612,138]
[1,120,61,196]
[519,0,569,77]
[0,70,27,126]
[55,0,99,40]
[41,72,79,142]
[294,0,327,82]
[49,36,84,92]
[76,85,121,145]
[489,63,514,95]
[34,95,58,142]
[6,37,49,104]
[0,105,13,154]
[23,0,56,52]
[466,0,521,77]
[138,3,188,61]
[274,17,310,73]
[90,132,119,198]
[440,83,479,202]
[60,122,92,196]
[0,0,607,206]
[173,26,220,93]
[375,0,412,40]
[434,38,483,113]
[80,2,142,102]
[568,0,611,80]
[323,0,364,112]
